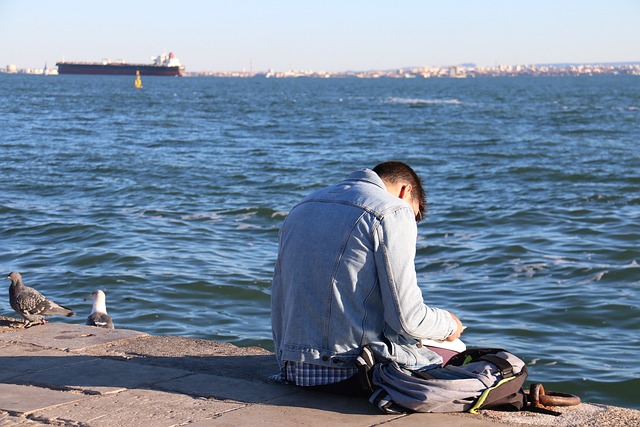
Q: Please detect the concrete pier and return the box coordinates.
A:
[1,317,638,426]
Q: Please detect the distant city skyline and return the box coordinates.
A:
[2,0,639,72]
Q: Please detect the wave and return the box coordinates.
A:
[387,97,462,105]
[181,207,287,222]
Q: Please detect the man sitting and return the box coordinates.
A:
[271,161,464,396]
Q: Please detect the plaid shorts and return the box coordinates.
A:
[284,361,358,386]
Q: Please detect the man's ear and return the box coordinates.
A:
[398,184,413,201]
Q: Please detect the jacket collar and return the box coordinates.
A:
[346,168,385,190]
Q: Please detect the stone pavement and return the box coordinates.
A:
[1,318,638,427]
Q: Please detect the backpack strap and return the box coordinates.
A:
[369,388,408,414]
[413,370,436,380]
[468,375,520,414]
[355,346,376,393]
[478,355,515,378]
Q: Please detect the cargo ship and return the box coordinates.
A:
[56,52,185,76]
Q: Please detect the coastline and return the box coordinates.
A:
[1,317,638,426]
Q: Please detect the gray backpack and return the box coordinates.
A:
[366,348,528,414]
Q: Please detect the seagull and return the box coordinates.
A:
[84,289,114,329]
[6,271,75,328]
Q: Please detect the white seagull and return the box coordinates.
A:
[84,289,115,330]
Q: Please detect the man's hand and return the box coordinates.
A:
[445,311,465,342]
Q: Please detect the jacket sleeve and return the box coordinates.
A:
[374,206,455,341]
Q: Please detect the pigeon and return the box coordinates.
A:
[6,271,76,328]
[84,289,114,329]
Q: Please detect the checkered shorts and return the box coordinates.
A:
[284,361,358,386]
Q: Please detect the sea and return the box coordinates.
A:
[1,73,638,410]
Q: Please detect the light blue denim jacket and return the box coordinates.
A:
[271,169,456,372]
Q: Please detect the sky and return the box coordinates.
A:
[1,0,639,72]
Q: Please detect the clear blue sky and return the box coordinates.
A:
[2,0,639,72]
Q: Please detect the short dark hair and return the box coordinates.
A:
[373,161,427,222]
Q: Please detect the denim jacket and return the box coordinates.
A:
[271,169,456,371]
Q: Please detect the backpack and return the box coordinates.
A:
[365,348,529,414]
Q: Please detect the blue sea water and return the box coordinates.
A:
[1,74,639,409]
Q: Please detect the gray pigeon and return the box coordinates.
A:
[6,271,75,328]
[84,289,114,329]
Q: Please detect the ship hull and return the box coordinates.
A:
[56,62,185,76]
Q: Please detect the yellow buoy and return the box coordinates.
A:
[134,70,143,89]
